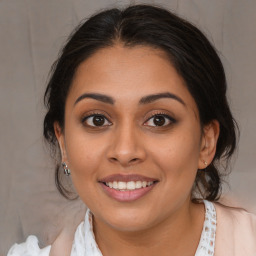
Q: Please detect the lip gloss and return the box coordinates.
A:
[99,181,157,202]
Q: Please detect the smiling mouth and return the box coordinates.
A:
[99,174,158,201]
[104,180,156,191]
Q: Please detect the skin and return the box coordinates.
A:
[55,44,219,256]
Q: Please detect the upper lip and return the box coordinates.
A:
[99,174,158,183]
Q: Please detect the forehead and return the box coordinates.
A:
[73,45,180,89]
[68,44,198,114]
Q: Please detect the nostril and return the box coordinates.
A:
[108,157,140,165]
[110,157,118,162]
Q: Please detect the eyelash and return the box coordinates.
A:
[81,112,112,128]
[144,112,176,127]
[81,112,176,128]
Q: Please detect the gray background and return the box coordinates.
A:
[1,0,256,255]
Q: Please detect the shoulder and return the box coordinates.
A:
[7,236,51,256]
[7,228,75,256]
[214,202,256,256]
[215,202,256,232]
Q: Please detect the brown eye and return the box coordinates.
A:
[144,114,175,127]
[93,115,105,126]
[153,115,166,126]
[83,114,111,127]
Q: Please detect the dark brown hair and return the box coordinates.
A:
[44,4,238,201]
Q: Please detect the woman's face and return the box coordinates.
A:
[56,45,214,232]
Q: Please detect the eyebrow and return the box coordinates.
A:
[74,93,115,105]
[74,92,185,106]
[139,92,185,106]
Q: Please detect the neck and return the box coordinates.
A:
[93,199,205,256]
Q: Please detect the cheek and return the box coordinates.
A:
[149,128,201,185]
[146,134,201,210]
[65,135,104,210]
[64,126,106,190]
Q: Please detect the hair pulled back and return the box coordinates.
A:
[44,4,238,201]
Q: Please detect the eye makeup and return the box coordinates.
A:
[144,111,177,127]
[80,110,112,130]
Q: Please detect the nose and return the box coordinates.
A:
[106,124,146,167]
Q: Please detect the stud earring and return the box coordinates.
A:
[203,160,208,167]
[62,162,71,176]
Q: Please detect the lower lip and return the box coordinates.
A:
[100,183,156,202]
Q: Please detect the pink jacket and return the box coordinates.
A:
[215,203,256,255]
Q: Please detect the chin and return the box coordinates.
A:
[94,206,161,232]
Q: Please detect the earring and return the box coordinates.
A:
[203,160,208,167]
[62,162,71,176]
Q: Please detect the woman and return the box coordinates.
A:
[8,4,256,256]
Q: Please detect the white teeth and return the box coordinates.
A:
[113,181,118,189]
[118,181,127,190]
[135,181,142,189]
[105,181,154,190]
[127,181,136,190]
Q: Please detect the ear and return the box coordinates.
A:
[198,120,220,169]
[54,122,68,163]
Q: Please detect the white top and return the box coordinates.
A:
[7,200,216,256]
